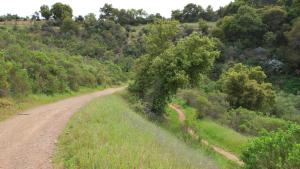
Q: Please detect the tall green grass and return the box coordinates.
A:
[54,94,219,169]
[166,100,250,156]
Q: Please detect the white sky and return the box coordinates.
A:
[0,0,232,18]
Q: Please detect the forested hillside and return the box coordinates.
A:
[0,0,300,168]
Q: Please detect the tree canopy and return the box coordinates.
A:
[220,63,275,111]
[130,20,220,115]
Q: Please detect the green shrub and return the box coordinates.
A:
[0,52,9,97]
[270,91,300,123]
[0,68,8,97]
[242,124,300,169]
[0,27,126,98]
[8,67,31,96]
[177,89,229,119]
[0,98,13,108]
[219,63,275,112]
[225,108,286,135]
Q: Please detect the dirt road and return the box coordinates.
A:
[0,87,124,169]
[169,104,244,166]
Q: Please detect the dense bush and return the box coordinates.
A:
[220,5,265,47]
[225,108,287,135]
[242,124,300,169]
[0,26,126,97]
[177,89,229,119]
[219,63,275,111]
[270,92,300,123]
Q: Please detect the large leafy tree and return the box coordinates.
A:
[40,5,52,20]
[171,10,183,22]
[51,2,73,22]
[262,6,287,32]
[182,3,204,22]
[220,63,275,111]
[221,5,265,47]
[99,3,117,21]
[130,20,219,115]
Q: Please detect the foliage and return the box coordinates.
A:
[99,3,161,25]
[177,89,229,119]
[242,124,300,169]
[198,19,209,35]
[40,5,51,20]
[171,3,217,22]
[130,21,219,115]
[262,6,287,32]
[219,63,275,111]
[60,18,79,34]
[50,2,73,22]
[270,91,300,123]
[0,26,125,97]
[220,5,265,47]
[224,108,286,135]
[286,19,300,70]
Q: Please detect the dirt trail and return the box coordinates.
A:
[0,87,124,169]
[169,104,244,166]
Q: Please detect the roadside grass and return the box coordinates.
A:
[168,99,250,156]
[54,94,220,169]
[164,106,241,169]
[0,86,106,122]
[193,119,250,156]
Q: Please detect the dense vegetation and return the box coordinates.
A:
[1,0,300,168]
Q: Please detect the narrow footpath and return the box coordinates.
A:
[169,104,244,166]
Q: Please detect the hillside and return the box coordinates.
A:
[0,0,300,168]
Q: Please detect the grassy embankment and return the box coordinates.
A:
[0,86,107,122]
[54,94,221,169]
[166,99,251,156]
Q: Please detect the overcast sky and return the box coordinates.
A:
[0,0,232,18]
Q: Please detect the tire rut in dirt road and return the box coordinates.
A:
[0,87,124,169]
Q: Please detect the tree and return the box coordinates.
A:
[75,15,84,22]
[220,63,275,111]
[31,11,40,21]
[51,3,73,22]
[221,5,265,47]
[171,10,183,22]
[204,5,216,21]
[144,20,179,56]
[262,6,287,32]
[242,124,300,169]
[182,3,203,22]
[99,3,117,21]
[130,21,219,115]
[40,5,52,20]
[83,13,97,32]
[286,19,300,70]
[241,0,278,7]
